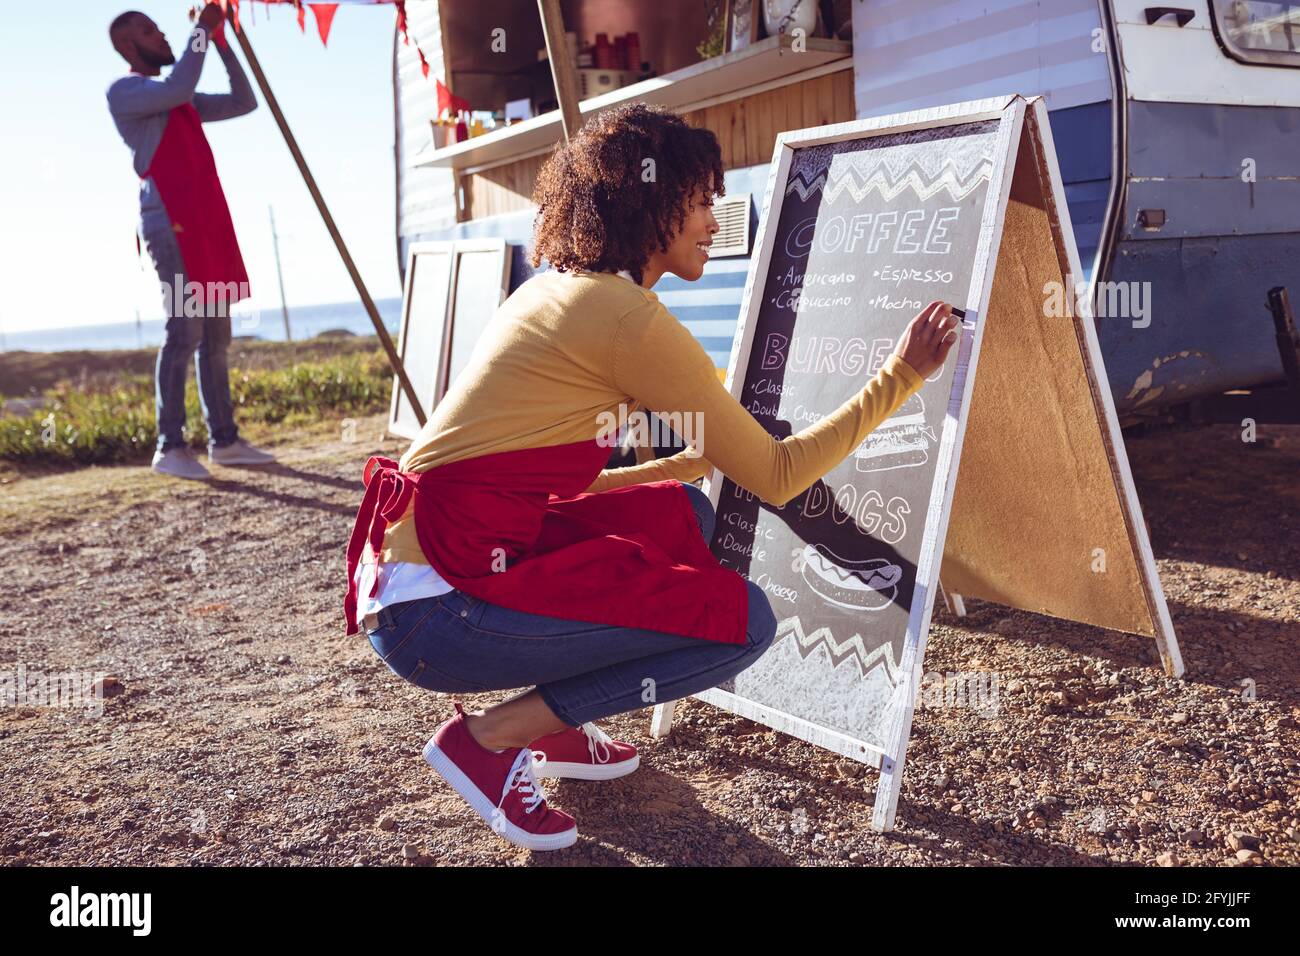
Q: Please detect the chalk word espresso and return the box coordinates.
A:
[595,404,704,457]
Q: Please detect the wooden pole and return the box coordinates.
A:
[231,21,426,427]
[268,205,292,342]
[537,0,582,142]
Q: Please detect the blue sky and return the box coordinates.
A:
[0,0,403,334]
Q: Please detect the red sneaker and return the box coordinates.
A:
[422,702,578,851]
[529,722,640,781]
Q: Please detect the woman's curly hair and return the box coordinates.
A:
[529,103,725,285]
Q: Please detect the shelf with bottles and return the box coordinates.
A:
[415,32,851,175]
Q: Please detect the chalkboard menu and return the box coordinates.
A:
[656,96,1183,834]
[704,119,1002,756]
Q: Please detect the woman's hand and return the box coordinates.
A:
[894,300,960,379]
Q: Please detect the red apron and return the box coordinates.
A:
[344,440,750,646]
[144,103,249,306]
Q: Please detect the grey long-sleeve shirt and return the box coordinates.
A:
[107,24,257,220]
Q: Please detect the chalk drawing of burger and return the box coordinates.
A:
[853,391,937,473]
[800,543,903,612]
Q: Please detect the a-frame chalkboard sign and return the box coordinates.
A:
[650,96,1184,833]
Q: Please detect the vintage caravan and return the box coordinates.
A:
[393,0,1300,424]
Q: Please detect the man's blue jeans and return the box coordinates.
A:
[365,482,779,727]
[142,214,240,453]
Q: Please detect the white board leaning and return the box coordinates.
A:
[388,239,511,440]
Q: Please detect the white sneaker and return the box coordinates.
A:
[208,439,276,466]
[152,447,211,481]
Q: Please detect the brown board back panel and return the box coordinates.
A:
[939,124,1156,637]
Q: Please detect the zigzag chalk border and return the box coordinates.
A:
[774,613,903,685]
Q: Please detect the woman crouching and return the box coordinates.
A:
[345,103,957,851]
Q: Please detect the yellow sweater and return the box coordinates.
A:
[378,269,924,564]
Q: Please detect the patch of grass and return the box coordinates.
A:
[0,350,393,469]
[0,334,385,399]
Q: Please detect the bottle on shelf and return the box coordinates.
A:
[593,32,612,69]
[626,33,641,75]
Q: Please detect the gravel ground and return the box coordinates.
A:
[0,414,1296,867]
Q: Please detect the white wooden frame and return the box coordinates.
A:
[386,239,511,440]
[388,241,454,441]
[435,238,512,402]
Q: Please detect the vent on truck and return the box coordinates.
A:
[709,193,751,258]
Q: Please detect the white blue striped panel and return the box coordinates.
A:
[853,0,1111,117]
[652,258,752,370]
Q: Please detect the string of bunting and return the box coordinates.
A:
[219,0,430,74]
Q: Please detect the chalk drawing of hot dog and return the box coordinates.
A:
[799,542,903,612]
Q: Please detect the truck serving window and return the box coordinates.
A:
[1211,0,1300,66]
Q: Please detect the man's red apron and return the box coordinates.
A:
[344,440,751,646]
[144,103,249,306]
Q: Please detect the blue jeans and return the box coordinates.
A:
[365,482,778,727]
[142,214,240,453]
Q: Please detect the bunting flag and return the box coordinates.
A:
[310,4,340,45]
[436,79,469,117]
[219,0,426,63]
[392,0,428,76]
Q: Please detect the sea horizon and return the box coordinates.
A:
[0,297,404,354]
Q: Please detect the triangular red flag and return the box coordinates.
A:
[395,0,409,44]
[309,4,340,46]
[436,79,469,115]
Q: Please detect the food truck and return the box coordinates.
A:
[392,0,1300,426]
